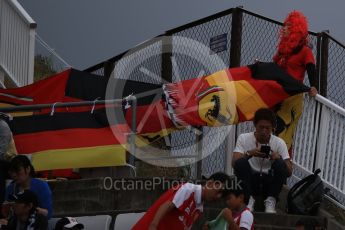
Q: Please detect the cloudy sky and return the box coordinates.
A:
[19,0,345,70]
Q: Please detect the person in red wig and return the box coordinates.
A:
[273,11,318,158]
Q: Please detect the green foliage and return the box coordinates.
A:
[34,55,56,82]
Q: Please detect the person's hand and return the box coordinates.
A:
[0,219,8,226]
[270,152,281,161]
[222,208,233,223]
[36,207,48,216]
[247,148,266,158]
[308,87,318,97]
[202,222,209,230]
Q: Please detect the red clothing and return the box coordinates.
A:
[132,183,203,230]
[274,46,315,83]
[233,207,254,230]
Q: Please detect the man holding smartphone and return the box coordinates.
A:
[232,108,292,213]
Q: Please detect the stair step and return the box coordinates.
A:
[255,224,295,230]
[253,212,326,227]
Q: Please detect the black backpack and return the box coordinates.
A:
[287,169,324,215]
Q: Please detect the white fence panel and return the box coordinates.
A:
[0,0,36,86]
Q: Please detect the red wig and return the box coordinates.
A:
[274,11,309,67]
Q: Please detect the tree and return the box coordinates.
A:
[34,54,56,82]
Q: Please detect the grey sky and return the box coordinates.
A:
[18,0,345,70]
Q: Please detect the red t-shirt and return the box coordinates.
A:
[132,183,203,230]
[275,46,315,83]
[233,207,254,230]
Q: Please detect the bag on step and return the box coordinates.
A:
[287,169,324,215]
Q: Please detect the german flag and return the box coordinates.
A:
[9,109,128,171]
[0,68,161,171]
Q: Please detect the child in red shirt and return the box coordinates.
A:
[132,172,230,230]
[203,182,254,230]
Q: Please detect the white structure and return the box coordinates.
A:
[0,0,36,87]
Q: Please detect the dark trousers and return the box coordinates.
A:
[0,160,9,206]
[234,157,288,199]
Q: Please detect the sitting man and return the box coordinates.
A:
[232,108,292,213]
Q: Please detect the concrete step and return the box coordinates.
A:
[253,212,326,227]
[254,224,295,230]
[191,208,326,229]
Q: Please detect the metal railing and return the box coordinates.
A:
[0,0,36,87]
[287,94,345,208]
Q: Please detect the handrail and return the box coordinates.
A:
[0,99,124,113]
[6,0,36,28]
[315,94,345,116]
[326,32,345,50]
[239,8,318,36]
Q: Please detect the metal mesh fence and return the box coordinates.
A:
[113,40,162,84]
[171,14,232,82]
[90,66,105,76]
[170,14,233,176]
[326,38,345,107]
[240,13,281,65]
[201,126,232,177]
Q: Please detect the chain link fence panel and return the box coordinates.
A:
[113,40,162,84]
[170,14,233,177]
[90,66,105,76]
[240,13,281,65]
[171,14,232,82]
[326,38,345,107]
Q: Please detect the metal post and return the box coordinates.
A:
[161,35,172,83]
[313,104,329,174]
[0,70,5,88]
[27,28,36,85]
[230,6,243,68]
[104,61,115,79]
[129,95,137,167]
[195,127,203,179]
[315,33,322,91]
[225,126,236,175]
[320,31,329,96]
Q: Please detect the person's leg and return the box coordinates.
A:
[262,159,288,213]
[275,94,303,158]
[267,159,289,198]
[234,158,260,211]
[233,158,253,196]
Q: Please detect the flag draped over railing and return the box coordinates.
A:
[0,63,309,171]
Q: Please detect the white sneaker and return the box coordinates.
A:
[264,196,277,213]
[247,196,255,212]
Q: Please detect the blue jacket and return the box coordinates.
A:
[6,178,53,219]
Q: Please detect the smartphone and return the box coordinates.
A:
[260,145,271,158]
